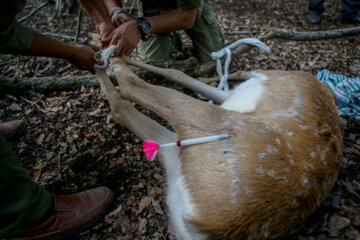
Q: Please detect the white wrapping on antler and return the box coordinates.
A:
[211,38,271,93]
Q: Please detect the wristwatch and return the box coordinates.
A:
[135,17,152,41]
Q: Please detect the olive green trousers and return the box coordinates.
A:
[136,1,225,63]
[0,134,52,238]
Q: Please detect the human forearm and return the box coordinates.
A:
[78,0,112,25]
[25,30,76,59]
[77,0,114,39]
[103,0,122,11]
[25,30,96,73]
[101,7,198,57]
[147,8,198,34]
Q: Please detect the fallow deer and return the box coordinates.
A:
[95,55,343,240]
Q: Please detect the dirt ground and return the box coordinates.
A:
[0,0,360,239]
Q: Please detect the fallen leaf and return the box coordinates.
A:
[154,187,163,196]
[152,199,164,215]
[35,134,45,145]
[10,103,22,111]
[134,147,141,156]
[116,214,130,229]
[136,196,152,216]
[32,162,47,182]
[138,218,147,234]
[117,157,124,164]
[127,195,135,205]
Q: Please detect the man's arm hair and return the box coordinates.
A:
[147,8,198,34]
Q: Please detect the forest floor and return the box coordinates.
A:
[0,0,360,239]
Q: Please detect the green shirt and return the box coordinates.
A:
[0,0,34,54]
[177,0,201,10]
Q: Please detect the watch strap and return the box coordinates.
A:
[135,17,151,41]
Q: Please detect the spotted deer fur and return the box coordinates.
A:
[95,57,343,240]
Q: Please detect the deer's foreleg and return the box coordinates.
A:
[110,58,226,135]
[95,68,175,142]
[124,57,228,104]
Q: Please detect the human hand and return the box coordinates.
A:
[101,20,141,56]
[96,22,115,48]
[67,44,96,74]
[112,12,131,27]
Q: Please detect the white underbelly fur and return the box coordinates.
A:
[160,147,206,240]
[221,72,268,112]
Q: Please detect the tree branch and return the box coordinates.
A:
[268,27,360,41]
[0,73,115,93]
[18,2,48,22]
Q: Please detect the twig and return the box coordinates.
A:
[18,2,48,22]
[44,32,86,43]
[156,219,166,240]
[224,31,255,36]
[59,64,72,74]
[21,97,47,113]
[74,7,83,44]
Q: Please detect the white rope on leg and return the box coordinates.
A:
[211,38,271,93]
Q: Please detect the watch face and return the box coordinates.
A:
[140,21,151,35]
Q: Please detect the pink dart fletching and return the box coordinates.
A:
[143,140,159,161]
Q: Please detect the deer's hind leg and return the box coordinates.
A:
[111,58,227,137]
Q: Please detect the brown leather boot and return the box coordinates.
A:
[0,120,27,140]
[10,186,114,240]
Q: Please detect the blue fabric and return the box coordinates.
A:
[309,0,360,18]
[315,69,360,120]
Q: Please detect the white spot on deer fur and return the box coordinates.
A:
[302,176,309,186]
[220,73,268,113]
[300,125,311,130]
[323,160,328,167]
[287,131,294,136]
[320,147,328,160]
[316,145,321,151]
[288,156,294,165]
[285,168,291,173]
[276,138,281,145]
[287,142,292,149]
[266,145,278,153]
[256,167,265,174]
[273,123,280,130]
[237,120,245,125]
[303,161,313,170]
[268,170,275,177]
[235,144,243,148]
[228,115,237,120]
[309,151,316,158]
[245,187,253,195]
[224,151,241,204]
[281,176,288,182]
[258,152,266,160]
[223,121,230,127]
